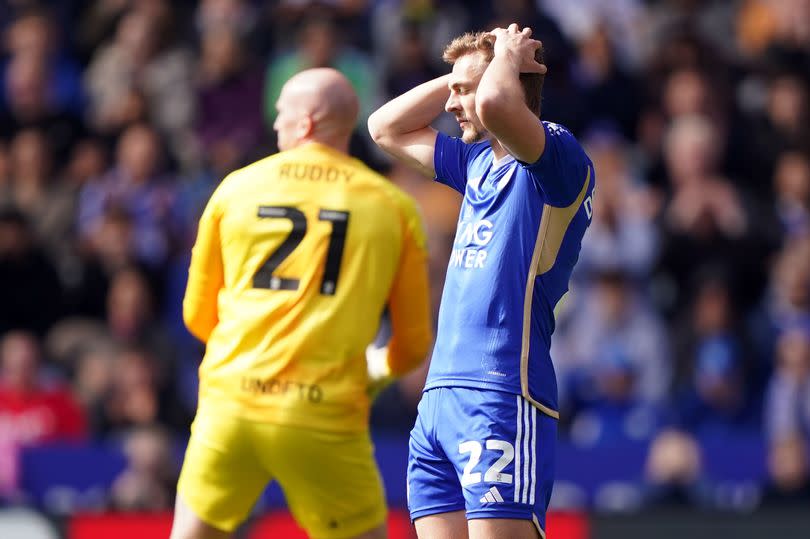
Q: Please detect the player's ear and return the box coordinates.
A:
[297,115,314,139]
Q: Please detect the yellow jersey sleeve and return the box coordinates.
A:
[183,186,224,343]
[385,198,431,376]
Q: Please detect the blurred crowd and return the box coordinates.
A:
[0,0,809,514]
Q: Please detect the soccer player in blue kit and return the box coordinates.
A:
[368,23,595,539]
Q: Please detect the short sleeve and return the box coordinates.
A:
[522,122,591,207]
[433,132,487,194]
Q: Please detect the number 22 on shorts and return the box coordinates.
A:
[459,440,515,486]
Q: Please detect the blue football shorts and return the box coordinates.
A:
[407,387,556,536]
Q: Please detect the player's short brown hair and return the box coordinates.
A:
[442,31,545,117]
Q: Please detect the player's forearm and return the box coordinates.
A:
[183,215,224,343]
[386,331,431,376]
[183,260,220,342]
[476,50,525,126]
[183,291,218,342]
[368,74,450,143]
[385,225,433,375]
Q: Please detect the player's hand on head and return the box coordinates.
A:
[487,23,547,75]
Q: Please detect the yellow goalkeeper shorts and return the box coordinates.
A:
[177,407,386,538]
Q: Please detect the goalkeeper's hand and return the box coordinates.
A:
[366,344,395,400]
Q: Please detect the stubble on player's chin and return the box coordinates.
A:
[461,127,486,144]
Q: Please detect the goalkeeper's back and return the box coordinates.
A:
[183,137,431,433]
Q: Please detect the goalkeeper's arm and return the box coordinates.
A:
[183,190,224,343]
[367,205,432,397]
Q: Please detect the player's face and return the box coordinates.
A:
[446,53,488,144]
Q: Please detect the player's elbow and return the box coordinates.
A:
[367,110,390,146]
[183,315,209,344]
[183,302,214,343]
[475,92,507,130]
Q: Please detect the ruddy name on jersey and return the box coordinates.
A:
[279,163,354,183]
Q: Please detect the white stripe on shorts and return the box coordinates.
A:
[530,404,537,505]
[514,395,522,503]
[522,396,531,503]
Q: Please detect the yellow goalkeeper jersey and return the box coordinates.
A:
[183,142,432,432]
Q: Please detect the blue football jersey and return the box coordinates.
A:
[425,121,595,418]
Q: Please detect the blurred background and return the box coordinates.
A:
[0,0,808,538]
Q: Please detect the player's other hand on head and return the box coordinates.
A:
[487,23,547,75]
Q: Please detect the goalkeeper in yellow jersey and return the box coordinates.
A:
[170,68,432,539]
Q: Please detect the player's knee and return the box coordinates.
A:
[467,517,540,539]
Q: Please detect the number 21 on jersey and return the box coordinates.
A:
[252,205,350,296]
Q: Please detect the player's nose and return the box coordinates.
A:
[445,95,459,113]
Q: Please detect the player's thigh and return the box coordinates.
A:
[170,494,231,539]
[260,424,387,539]
[468,517,540,539]
[408,389,466,522]
[438,389,556,538]
[176,410,271,534]
[414,510,468,539]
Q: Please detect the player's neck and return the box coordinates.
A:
[297,136,350,155]
[490,138,509,161]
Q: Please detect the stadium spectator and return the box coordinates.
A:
[748,237,810,374]
[644,428,704,506]
[571,24,641,138]
[77,123,177,268]
[0,52,86,166]
[371,0,470,77]
[68,207,147,319]
[96,345,186,438]
[741,72,810,187]
[41,266,176,411]
[576,131,659,280]
[541,0,647,69]
[84,7,196,167]
[383,23,441,102]
[656,115,772,315]
[566,346,664,448]
[63,137,108,190]
[762,434,810,505]
[195,26,265,174]
[0,331,86,497]
[270,0,372,51]
[555,269,671,415]
[764,327,810,443]
[264,15,378,130]
[195,0,259,40]
[1,129,76,264]
[0,207,63,335]
[105,267,172,357]
[1,9,84,115]
[71,340,117,422]
[110,425,178,511]
[772,150,810,238]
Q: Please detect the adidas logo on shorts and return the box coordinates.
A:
[479,486,504,504]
